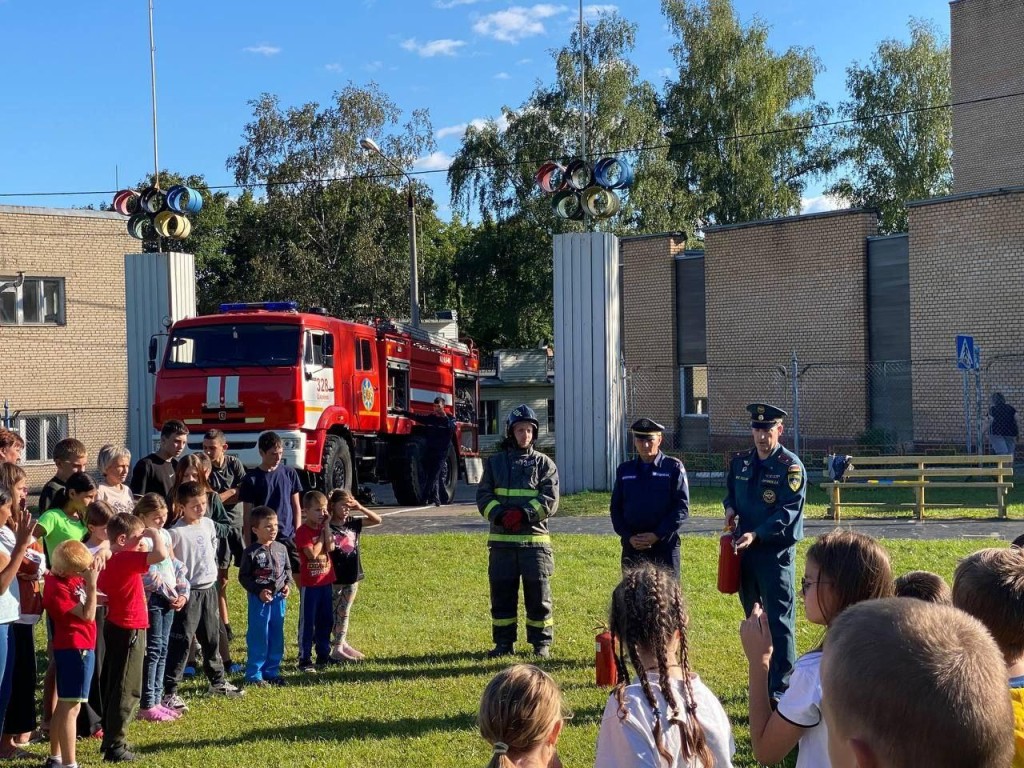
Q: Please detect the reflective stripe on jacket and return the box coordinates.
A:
[476,444,559,547]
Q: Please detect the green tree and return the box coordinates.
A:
[448,12,673,349]
[827,20,952,233]
[662,0,837,226]
[226,85,445,320]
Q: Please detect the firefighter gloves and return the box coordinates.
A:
[501,507,525,533]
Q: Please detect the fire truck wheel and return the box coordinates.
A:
[441,443,458,501]
[391,436,427,506]
[321,434,353,494]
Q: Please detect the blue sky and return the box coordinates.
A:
[0,0,949,218]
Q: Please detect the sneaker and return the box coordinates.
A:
[157,705,183,720]
[137,706,175,722]
[182,665,196,678]
[341,642,365,661]
[162,693,189,713]
[91,728,105,740]
[329,645,347,663]
[487,645,514,659]
[298,659,315,673]
[265,677,286,687]
[246,679,269,688]
[44,756,62,768]
[208,681,245,698]
[533,644,551,659]
[104,745,138,762]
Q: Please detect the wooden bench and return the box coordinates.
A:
[820,454,1014,522]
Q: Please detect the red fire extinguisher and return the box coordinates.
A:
[717,523,741,594]
[595,627,617,687]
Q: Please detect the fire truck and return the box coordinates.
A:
[148,301,481,504]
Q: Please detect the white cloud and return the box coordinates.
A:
[243,44,281,56]
[401,38,466,57]
[494,71,511,79]
[413,151,454,172]
[325,63,343,73]
[583,4,617,18]
[435,114,510,141]
[363,60,384,72]
[473,4,566,43]
[435,0,484,6]
[800,194,847,214]
[516,58,532,65]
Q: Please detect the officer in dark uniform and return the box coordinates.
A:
[610,418,689,580]
[724,403,805,701]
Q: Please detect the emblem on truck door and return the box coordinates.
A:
[361,378,375,410]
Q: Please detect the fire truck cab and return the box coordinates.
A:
[150,301,481,504]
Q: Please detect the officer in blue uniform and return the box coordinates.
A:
[724,403,805,701]
[610,418,690,580]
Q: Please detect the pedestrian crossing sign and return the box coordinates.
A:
[956,335,976,370]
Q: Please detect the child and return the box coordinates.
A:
[239,431,303,572]
[327,489,381,662]
[168,452,237,672]
[821,598,1014,768]
[83,501,113,552]
[295,491,335,671]
[129,420,188,500]
[95,445,134,517]
[0,464,46,756]
[238,506,291,685]
[135,495,189,722]
[95,513,169,762]
[893,569,951,604]
[42,539,97,768]
[163,482,243,710]
[0,489,33,751]
[595,563,735,768]
[952,547,1024,766]
[478,664,566,768]
[35,472,96,562]
[740,529,893,767]
[79,502,114,740]
[37,438,88,516]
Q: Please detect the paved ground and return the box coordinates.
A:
[363,484,1023,542]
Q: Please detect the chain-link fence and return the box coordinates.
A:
[621,353,1024,484]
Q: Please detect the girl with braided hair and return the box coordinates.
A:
[478,664,566,768]
[596,563,735,767]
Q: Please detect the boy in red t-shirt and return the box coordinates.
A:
[96,513,168,763]
[42,540,97,768]
[294,491,335,672]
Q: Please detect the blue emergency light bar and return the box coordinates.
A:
[218,301,299,313]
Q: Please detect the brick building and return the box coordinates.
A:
[620,0,1024,453]
[0,205,136,487]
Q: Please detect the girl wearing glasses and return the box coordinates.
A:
[740,529,892,768]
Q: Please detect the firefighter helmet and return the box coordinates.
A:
[506,404,540,438]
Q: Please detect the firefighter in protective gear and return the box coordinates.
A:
[477,404,559,659]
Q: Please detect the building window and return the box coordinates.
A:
[15,413,69,463]
[682,366,709,416]
[0,277,65,325]
[479,400,500,435]
[547,400,555,433]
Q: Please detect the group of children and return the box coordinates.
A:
[478,531,1024,768]
[0,429,381,767]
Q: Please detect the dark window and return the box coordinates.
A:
[682,366,709,416]
[479,400,500,436]
[360,339,373,371]
[16,413,69,463]
[305,331,330,367]
[547,399,555,433]
[0,276,66,326]
[165,323,300,368]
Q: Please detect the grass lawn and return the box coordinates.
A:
[560,484,1023,520]
[20,533,1007,768]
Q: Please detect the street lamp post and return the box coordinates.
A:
[359,137,420,328]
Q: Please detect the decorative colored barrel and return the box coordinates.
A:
[154,211,191,239]
[166,185,203,214]
[127,212,153,240]
[139,186,166,214]
[112,189,140,216]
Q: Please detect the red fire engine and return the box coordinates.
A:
[148,301,481,504]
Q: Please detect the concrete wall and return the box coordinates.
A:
[0,206,136,487]
[951,0,1024,194]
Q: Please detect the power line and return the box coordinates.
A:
[1,89,1021,201]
